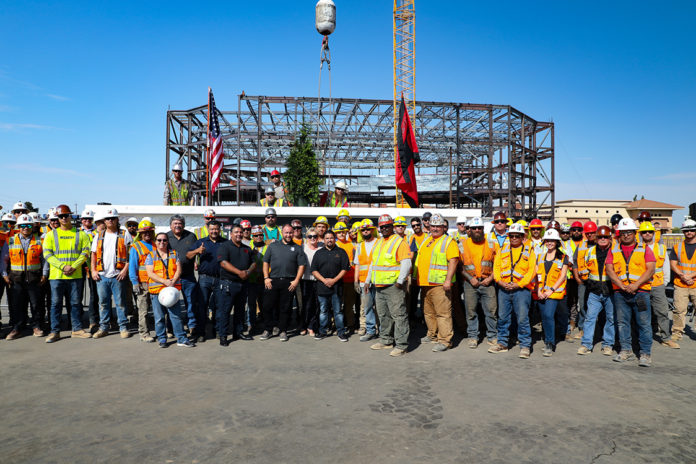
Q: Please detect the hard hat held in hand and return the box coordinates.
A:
[158,286,182,308]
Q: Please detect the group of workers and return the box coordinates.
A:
[1,199,695,367]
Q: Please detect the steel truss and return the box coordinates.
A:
[165,94,554,218]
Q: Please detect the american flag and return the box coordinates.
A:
[208,89,223,195]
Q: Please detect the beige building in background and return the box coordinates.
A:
[551,199,682,231]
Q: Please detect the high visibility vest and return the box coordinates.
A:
[94,231,128,272]
[562,239,579,278]
[575,240,591,281]
[148,250,182,294]
[462,238,495,278]
[610,242,651,291]
[249,242,268,283]
[260,198,284,207]
[673,241,696,288]
[498,241,534,286]
[356,239,374,283]
[46,228,84,265]
[487,231,507,252]
[419,235,456,285]
[132,240,153,283]
[194,226,226,240]
[643,241,666,287]
[329,193,347,208]
[8,234,43,276]
[263,225,281,243]
[535,253,567,300]
[337,239,355,282]
[586,245,610,283]
[370,234,403,285]
[167,179,189,206]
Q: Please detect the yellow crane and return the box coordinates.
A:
[393,0,416,207]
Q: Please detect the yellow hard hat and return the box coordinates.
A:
[313,216,329,226]
[638,221,655,233]
[516,219,528,229]
[506,218,514,226]
[394,216,407,226]
[333,221,348,232]
[350,221,362,232]
[138,219,155,232]
[336,209,351,220]
[361,218,376,229]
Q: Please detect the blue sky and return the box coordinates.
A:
[1,1,694,222]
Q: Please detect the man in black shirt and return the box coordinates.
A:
[167,215,203,341]
[215,225,256,346]
[260,224,306,342]
[311,230,350,341]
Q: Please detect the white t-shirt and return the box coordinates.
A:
[91,231,133,278]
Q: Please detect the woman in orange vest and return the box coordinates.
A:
[534,229,570,357]
[145,232,194,348]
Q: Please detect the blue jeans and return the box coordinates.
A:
[49,279,84,333]
[582,292,615,350]
[180,277,201,333]
[96,276,128,332]
[150,293,188,344]
[538,298,559,346]
[215,280,247,337]
[198,274,218,325]
[497,288,531,348]
[318,291,345,336]
[613,291,652,355]
[360,284,378,335]
[577,281,587,330]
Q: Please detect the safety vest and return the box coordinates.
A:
[260,198,285,207]
[167,179,189,206]
[462,237,495,278]
[642,241,666,287]
[575,240,591,281]
[94,231,128,272]
[487,231,507,251]
[370,234,403,285]
[8,234,43,277]
[193,226,226,240]
[263,225,281,243]
[673,240,696,288]
[356,239,375,283]
[329,193,347,208]
[249,242,267,283]
[44,228,88,279]
[148,250,182,294]
[535,253,567,300]
[418,235,456,285]
[562,239,579,278]
[132,240,153,283]
[586,245,610,283]
[610,242,651,291]
[498,241,534,286]
[337,239,355,282]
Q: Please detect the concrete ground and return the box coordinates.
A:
[1,309,695,464]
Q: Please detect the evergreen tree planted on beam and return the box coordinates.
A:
[285,123,321,206]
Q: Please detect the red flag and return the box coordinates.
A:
[395,96,420,208]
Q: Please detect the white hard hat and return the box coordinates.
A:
[94,211,106,222]
[508,223,525,234]
[2,213,16,223]
[16,214,34,226]
[429,213,446,226]
[456,216,467,225]
[81,209,94,219]
[103,208,119,219]
[29,212,41,223]
[11,201,27,212]
[542,229,561,241]
[125,217,139,225]
[682,218,696,231]
[158,287,182,308]
[334,180,348,191]
[469,217,484,227]
[617,218,637,231]
[204,209,216,218]
[48,210,59,220]
[172,163,183,172]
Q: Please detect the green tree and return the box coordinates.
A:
[24,201,38,213]
[284,123,321,206]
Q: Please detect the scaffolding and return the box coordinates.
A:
[165,94,555,218]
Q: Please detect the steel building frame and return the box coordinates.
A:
[165,94,554,218]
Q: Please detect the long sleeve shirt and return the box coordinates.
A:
[129,240,153,286]
[42,228,91,280]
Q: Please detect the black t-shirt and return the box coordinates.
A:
[311,245,350,295]
[216,240,255,282]
[669,242,696,262]
[263,239,308,279]
[167,230,198,279]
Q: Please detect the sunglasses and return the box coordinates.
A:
[640,231,654,234]
[570,228,583,232]
[494,220,506,224]
[243,228,251,231]
[265,215,276,219]
[252,234,263,237]
[270,175,279,179]
[156,239,169,242]
[105,217,117,221]
[58,214,71,219]
[19,224,33,229]
[379,225,393,228]
[307,235,318,239]
[50,219,60,222]
[411,223,421,226]
[598,235,611,239]
[620,231,634,235]
[509,234,524,239]
[292,226,302,230]
[470,227,483,230]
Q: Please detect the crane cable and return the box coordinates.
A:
[317,35,332,182]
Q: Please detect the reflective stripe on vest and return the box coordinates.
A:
[8,234,42,273]
[48,228,82,263]
[133,241,152,283]
[644,242,665,287]
[674,241,696,288]
[370,235,402,285]
[586,246,608,282]
[611,242,651,291]
[426,235,454,285]
[168,180,189,206]
[95,231,128,272]
[499,242,532,283]
[260,198,284,207]
[536,252,566,299]
[148,250,182,294]
[576,240,590,279]
[357,240,373,282]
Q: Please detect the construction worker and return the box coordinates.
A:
[528,219,545,255]
[336,209,351,225]
[610,213,623,241]
[354,219,379,340]
[29,212,42,237]
[270,169,289,201]
[247,225,267,334]
[335,221,358,332]
[365,214,412,357]
[129,219,156,342]
[421,212,432,234]
[348,221,360,243]
[637,211,661,243]
[638,222,676,349]
[489,212,508,250]
[78,209,100,331]
[669,217,696,345]
[393,216,409,241]
[561,221,582,337]
[42,204,92,343]
[408,217,428,326]
[194,209,218,239]
[327,180,349,207]
[409,217,427,249]
[571,221,597,340]
[1,214,49,339]
[240,219,252,246]
[454,216,468,242]
[489,223,536,358]
[313,216,329,241]
[91,208,132,339]
[2,213,17,238]
[460,217,497,349]
[11,201,29,219]
[413,213,459,352]
[291,219,304,246]
[262,208,281,243]
[606,218,655,367]
[260,186,285,207]
[164,163,192,206]
[577,225,616,356]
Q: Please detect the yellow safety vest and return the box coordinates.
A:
[420,235,456,285]
[370,234,403,285]
[167,179,189,206]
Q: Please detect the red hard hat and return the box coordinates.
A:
[240,220,251,228]
[378,214,394,226]
[596,225,612,236]
[583,221,598,233]
[546,220,560,231]
[55,204,72,215]
[638,211,651,221]
[529,218,543,228]
[493,212,507,220]
[270,170,280,176]
[570,221,583,229]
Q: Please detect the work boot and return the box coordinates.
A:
[93,329,108,339]
[140,334,155,343]
[661,339,680,349]
[638,354,652,367]
[565,333,574,343]
[432,343,447,352]
[613,350,634,363]
[519,347,531,359]
[487,343,508,354]
[120,330,131,339]
[467,338,478,349]
[71,329,92,339]
[219,337,229,347]
[389,347,406,357]
[601,346,614,356]
[542,344,553,357]
[420,335,436,343]
[573,330,583,340]
[45,332,60,343]
[577,346,591,355]
[370,342,393,350]
[5,330,20,340]
[33,327,45,337]
[259,330,271,340]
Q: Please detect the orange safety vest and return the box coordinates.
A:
[132,241,153,283]
[534,252,567,300]
[94,231,128,272]
[586,245,610,284]
[148,250,182,294]
[497,241,534,288]
[610,242,652,292]
[673,240,696,289]
[575,239,591,281]
[337,239,355,282]
[8,234,43,276]
[356,239,375,283]
[461,237,495,278]
[642,241,666,287]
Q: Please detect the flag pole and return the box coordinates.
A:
[206,87,211,206]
